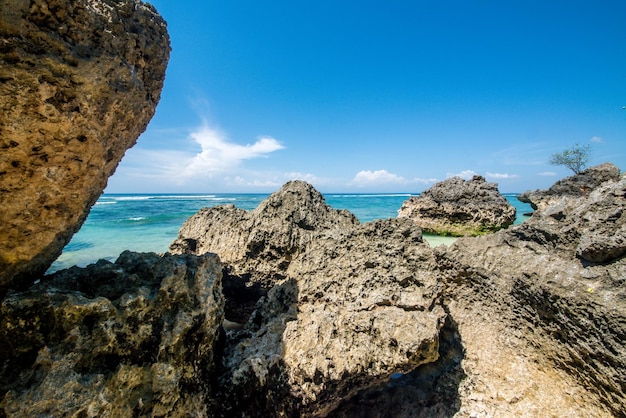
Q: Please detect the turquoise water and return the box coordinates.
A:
[48,193,532,273]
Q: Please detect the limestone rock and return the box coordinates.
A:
[170,180,359,288]
[518,162,621,211]
[398,175,516,236]
[435,173,626,417]
[0,251,224,417]
[0,0,171,293]
[172,181,446,416]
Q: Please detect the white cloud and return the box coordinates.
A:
[590,136,604,143]
[351,169,408,186]
[349,170,438,189]
[182,126,284,177]
[284,172,322,184]
[486,172,520,179]
[225,172,323,189]
[537,171,558,177]
[447,170,478,180]
[228,176,283,188]
[411,177,439,185]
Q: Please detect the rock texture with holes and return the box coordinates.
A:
[0,0,170,293]
[434,167,626,417]
[398,175,516,236]
[0,251,224,417]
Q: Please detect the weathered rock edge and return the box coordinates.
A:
[0,0,171,293]
[398,175,516,236]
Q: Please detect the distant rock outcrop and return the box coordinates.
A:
[518,162,621,211]
[0,0,170,293]
[398,175,516,236]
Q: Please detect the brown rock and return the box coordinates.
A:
[0,0,171,293]
[398,175,516,236]
[434,173,626,417]
[170,180,360,288]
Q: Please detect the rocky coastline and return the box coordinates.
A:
[2,168,625,417]
[1,1,625,416]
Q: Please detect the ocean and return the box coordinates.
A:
[47,193,533,273]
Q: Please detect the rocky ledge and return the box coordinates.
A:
[0,0,170,293]
[1,251,224,416]
[398,175,516,236]
[518,162,622,211]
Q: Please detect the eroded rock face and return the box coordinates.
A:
[435,172,626,417]
[398,175,516,236]
[0,0,170,292]
[518,162,621,211]
[172,181,446,416]
[0,251,224,417]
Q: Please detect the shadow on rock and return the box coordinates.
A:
[329,314,465,418]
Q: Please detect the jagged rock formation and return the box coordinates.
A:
[518,162,621,211]
[172,181,447,416]
[170,181,360,288]
[2,172,625,416]
[0,251,224,417]
[398,175,516,236]
[0,0,170,293]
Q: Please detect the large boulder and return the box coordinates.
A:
[518,162,621,211]
[0,0,170,293]
[171,181,446,416]
[398,175,516,236]
[0,251,224,416]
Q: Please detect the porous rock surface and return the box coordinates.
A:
[0,251,224,417]
[0,0,170,292]
[398,175,516,236]
[172,181,447,416]
[518,162,622,211]
[170,181,360,288]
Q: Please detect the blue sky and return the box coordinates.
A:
[106,0,626,193]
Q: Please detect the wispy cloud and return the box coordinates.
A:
[590,136,604,143]
[225,171,324,189]
[350,170,437,188]
[181,126,284,177]
[486,172,520,179]
[537,171,558,177]
[447,169,478,180]
[351,169,407,185]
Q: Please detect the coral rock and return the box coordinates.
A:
[398,175,516,236]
